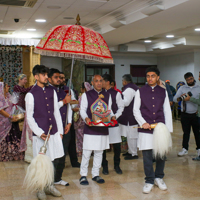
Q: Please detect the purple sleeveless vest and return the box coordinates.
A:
[49,85,68,128]
[118,82,138,126]
[30,85,58,136]
[83,89,109,136]
[138,84,166,134]
[106,88,119,128]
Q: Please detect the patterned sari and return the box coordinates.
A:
[0,82,24,161]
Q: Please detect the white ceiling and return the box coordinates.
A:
[0,0,200,54]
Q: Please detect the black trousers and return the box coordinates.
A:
[68,122,79,166]
[142,150,165,184]
[181,112,200,150]
[102,143,121,168]
[53,132,71,182]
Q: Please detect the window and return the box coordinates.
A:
[85,64,115,83]
[130,65,157,86]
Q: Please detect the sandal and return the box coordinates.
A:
[92,176,105,184]
[79,176,89,185]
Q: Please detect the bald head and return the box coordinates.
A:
[91,74,103,91]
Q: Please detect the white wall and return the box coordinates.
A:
[157,52,194,88]
[194,50,200,82]
[41,56,62,71]
[112,52,157,89]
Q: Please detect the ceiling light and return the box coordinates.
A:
[27,29,36,31]
[166,35,174,38]
[35,19,46,23]
[195,28,200,31]
[63,17,74,20]
[144,40,152,43]
[47,6,61,9]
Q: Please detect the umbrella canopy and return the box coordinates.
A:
[35,25,113,64]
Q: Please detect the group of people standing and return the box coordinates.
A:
[0,64,174,199]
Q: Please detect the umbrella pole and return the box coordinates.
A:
[68,55,75,95]
[65,55,75,125]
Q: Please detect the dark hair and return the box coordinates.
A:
[81,82,85,89]
[122,74,133,83]
[32,65,49,76]
[60,72,64,75]
[102,74,113,83]
[48,68,60,78]
[145,67,160,76]
[184,72,193,80]
[110,80,115,86]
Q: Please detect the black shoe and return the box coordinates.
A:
[122,152,131,156]
[72,162,81,168]
[102,167,109,175]
[114,166,122,174]
[92,176,105,184]
[124,155,138,160]
[79,176,89,185]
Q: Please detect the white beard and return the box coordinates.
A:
[153,122,172,159]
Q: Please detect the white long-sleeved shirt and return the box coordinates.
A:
[80,90,114,122]
[133,89,173,133]
[25,89,64,137]
[122,88,136,107]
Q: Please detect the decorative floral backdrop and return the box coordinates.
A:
[0,46,23,92]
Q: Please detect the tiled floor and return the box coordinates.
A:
[1,120,200,200]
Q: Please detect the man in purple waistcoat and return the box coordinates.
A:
[79,75,115,185]
[60,72,81,168]
[48,68,72,186]
[25,65,70,200]
[118,74,139,160]
[101,74,124,175]
[133,67,173,194]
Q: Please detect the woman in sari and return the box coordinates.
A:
[13,74,33,110]
[0,82,24,161]
[73,82,92,157]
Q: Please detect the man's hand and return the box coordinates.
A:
[64,123,71,134]
[72,107,79,112]
[40,133,50,141]
[60,134,63,139]
[170,101,173,106]
[11,116,19,122]
[85,117,91,125]
[184,95,191,101]
[64,94,71,104]
[142,123,151,130]
[111,116,116,121]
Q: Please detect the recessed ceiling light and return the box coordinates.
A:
[47,6,61,9]
[195,28,200,31]
[144,40,152,43]
[35,19,46,23]
[27,29,36,31]
[63,17,74,20]
[166,35,174,38]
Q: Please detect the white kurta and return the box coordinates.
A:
[80,90,114,150]
[119,87,138,139]
[107,91,124,144]
[133,89,173,151]
[25,89,64,161]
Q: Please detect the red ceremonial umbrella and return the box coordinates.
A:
[35,23,113,93]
